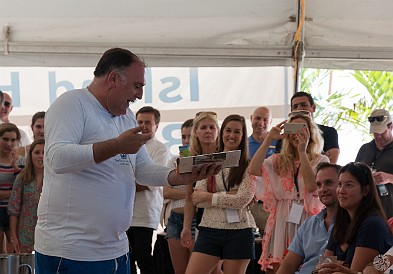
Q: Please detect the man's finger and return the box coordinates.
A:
[129,125,145,134]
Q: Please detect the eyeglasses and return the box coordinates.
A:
[195,111,217,117]
[368,115,387,123]
[288,110,311,118]
[4,101,11,107]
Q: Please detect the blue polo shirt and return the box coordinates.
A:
[248,135,276,159]
[288,208,334,274]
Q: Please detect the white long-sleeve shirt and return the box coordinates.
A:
[131,137,170,229]
[35,88,172,261]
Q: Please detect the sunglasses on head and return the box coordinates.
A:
[368,115,387,123]
[288,110,311,118]
[195,111,217,117]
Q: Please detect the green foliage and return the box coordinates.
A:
[301,69,393,141]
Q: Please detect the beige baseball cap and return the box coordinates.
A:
[369,109,392,134]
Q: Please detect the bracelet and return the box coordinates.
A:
[373,254,391,272]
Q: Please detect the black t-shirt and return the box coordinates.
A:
[326,214,393,267]
[356,140,393,218]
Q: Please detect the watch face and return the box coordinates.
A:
[373,254,391,272]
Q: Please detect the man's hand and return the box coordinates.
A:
[168,163,222,186]
[116,125,153,154]
[93,125,153,163]
[373,171,393,184]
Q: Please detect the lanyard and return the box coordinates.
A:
[221,170,230,192]
[371,144,384,170]
[294,164,301,199]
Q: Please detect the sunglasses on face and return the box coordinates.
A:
[368,115,387,123]
[4,101,11,107]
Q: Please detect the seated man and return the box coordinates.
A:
[276,162,340,274]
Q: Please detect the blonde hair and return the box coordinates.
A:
[278,114,323,175]
[190,112,219,156]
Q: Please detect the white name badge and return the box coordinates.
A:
[288,202,304,224]
[226,209,240,223]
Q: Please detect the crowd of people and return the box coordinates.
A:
[0,92,46,254]
[1,48,393,274]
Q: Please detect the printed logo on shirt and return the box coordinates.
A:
[114,154,132,166]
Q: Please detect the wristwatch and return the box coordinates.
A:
[373,254,391,272]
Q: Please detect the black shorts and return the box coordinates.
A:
[193,227,255,260]
[0,207,9,231]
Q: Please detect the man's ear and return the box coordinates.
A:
[312,104,316,113]
[107,71,118,88]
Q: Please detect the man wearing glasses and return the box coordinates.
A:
[356,108,393,219]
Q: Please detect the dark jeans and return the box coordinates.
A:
[127,227,156,274]
[35,251,130,274]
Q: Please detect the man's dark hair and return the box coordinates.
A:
[136,106,161,124]
[316,162,341,174]
[94,48,145,77]
[181,119,193,129]
[291,91,315,106]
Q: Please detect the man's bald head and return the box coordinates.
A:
[250,107,272,138]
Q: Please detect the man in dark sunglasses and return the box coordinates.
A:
[355,108,393,219]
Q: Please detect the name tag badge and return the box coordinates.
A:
[288,202,304,224]
[226,209,240,223]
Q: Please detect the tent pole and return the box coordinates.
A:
[293,0,305,94]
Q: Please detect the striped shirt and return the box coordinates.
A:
[0,158,25,207]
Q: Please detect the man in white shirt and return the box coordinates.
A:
[34,48,220,274]
[128,106,171,274]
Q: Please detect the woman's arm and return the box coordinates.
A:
[180,183,196,248]
[163,186,186,200]
[299,151,317,192]
[296,125,319,193]
[8,215,20,253]
[350,247,380,272]
[249,121,285,176]
[193,173,254,209]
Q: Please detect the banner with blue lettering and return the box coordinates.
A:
[0,67,292,154]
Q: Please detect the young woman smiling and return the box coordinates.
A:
[185,114,255,274]
[318,162,393,273]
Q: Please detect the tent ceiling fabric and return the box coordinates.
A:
[1,0,392,69]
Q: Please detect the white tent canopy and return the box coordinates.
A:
[1,0,393,70]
